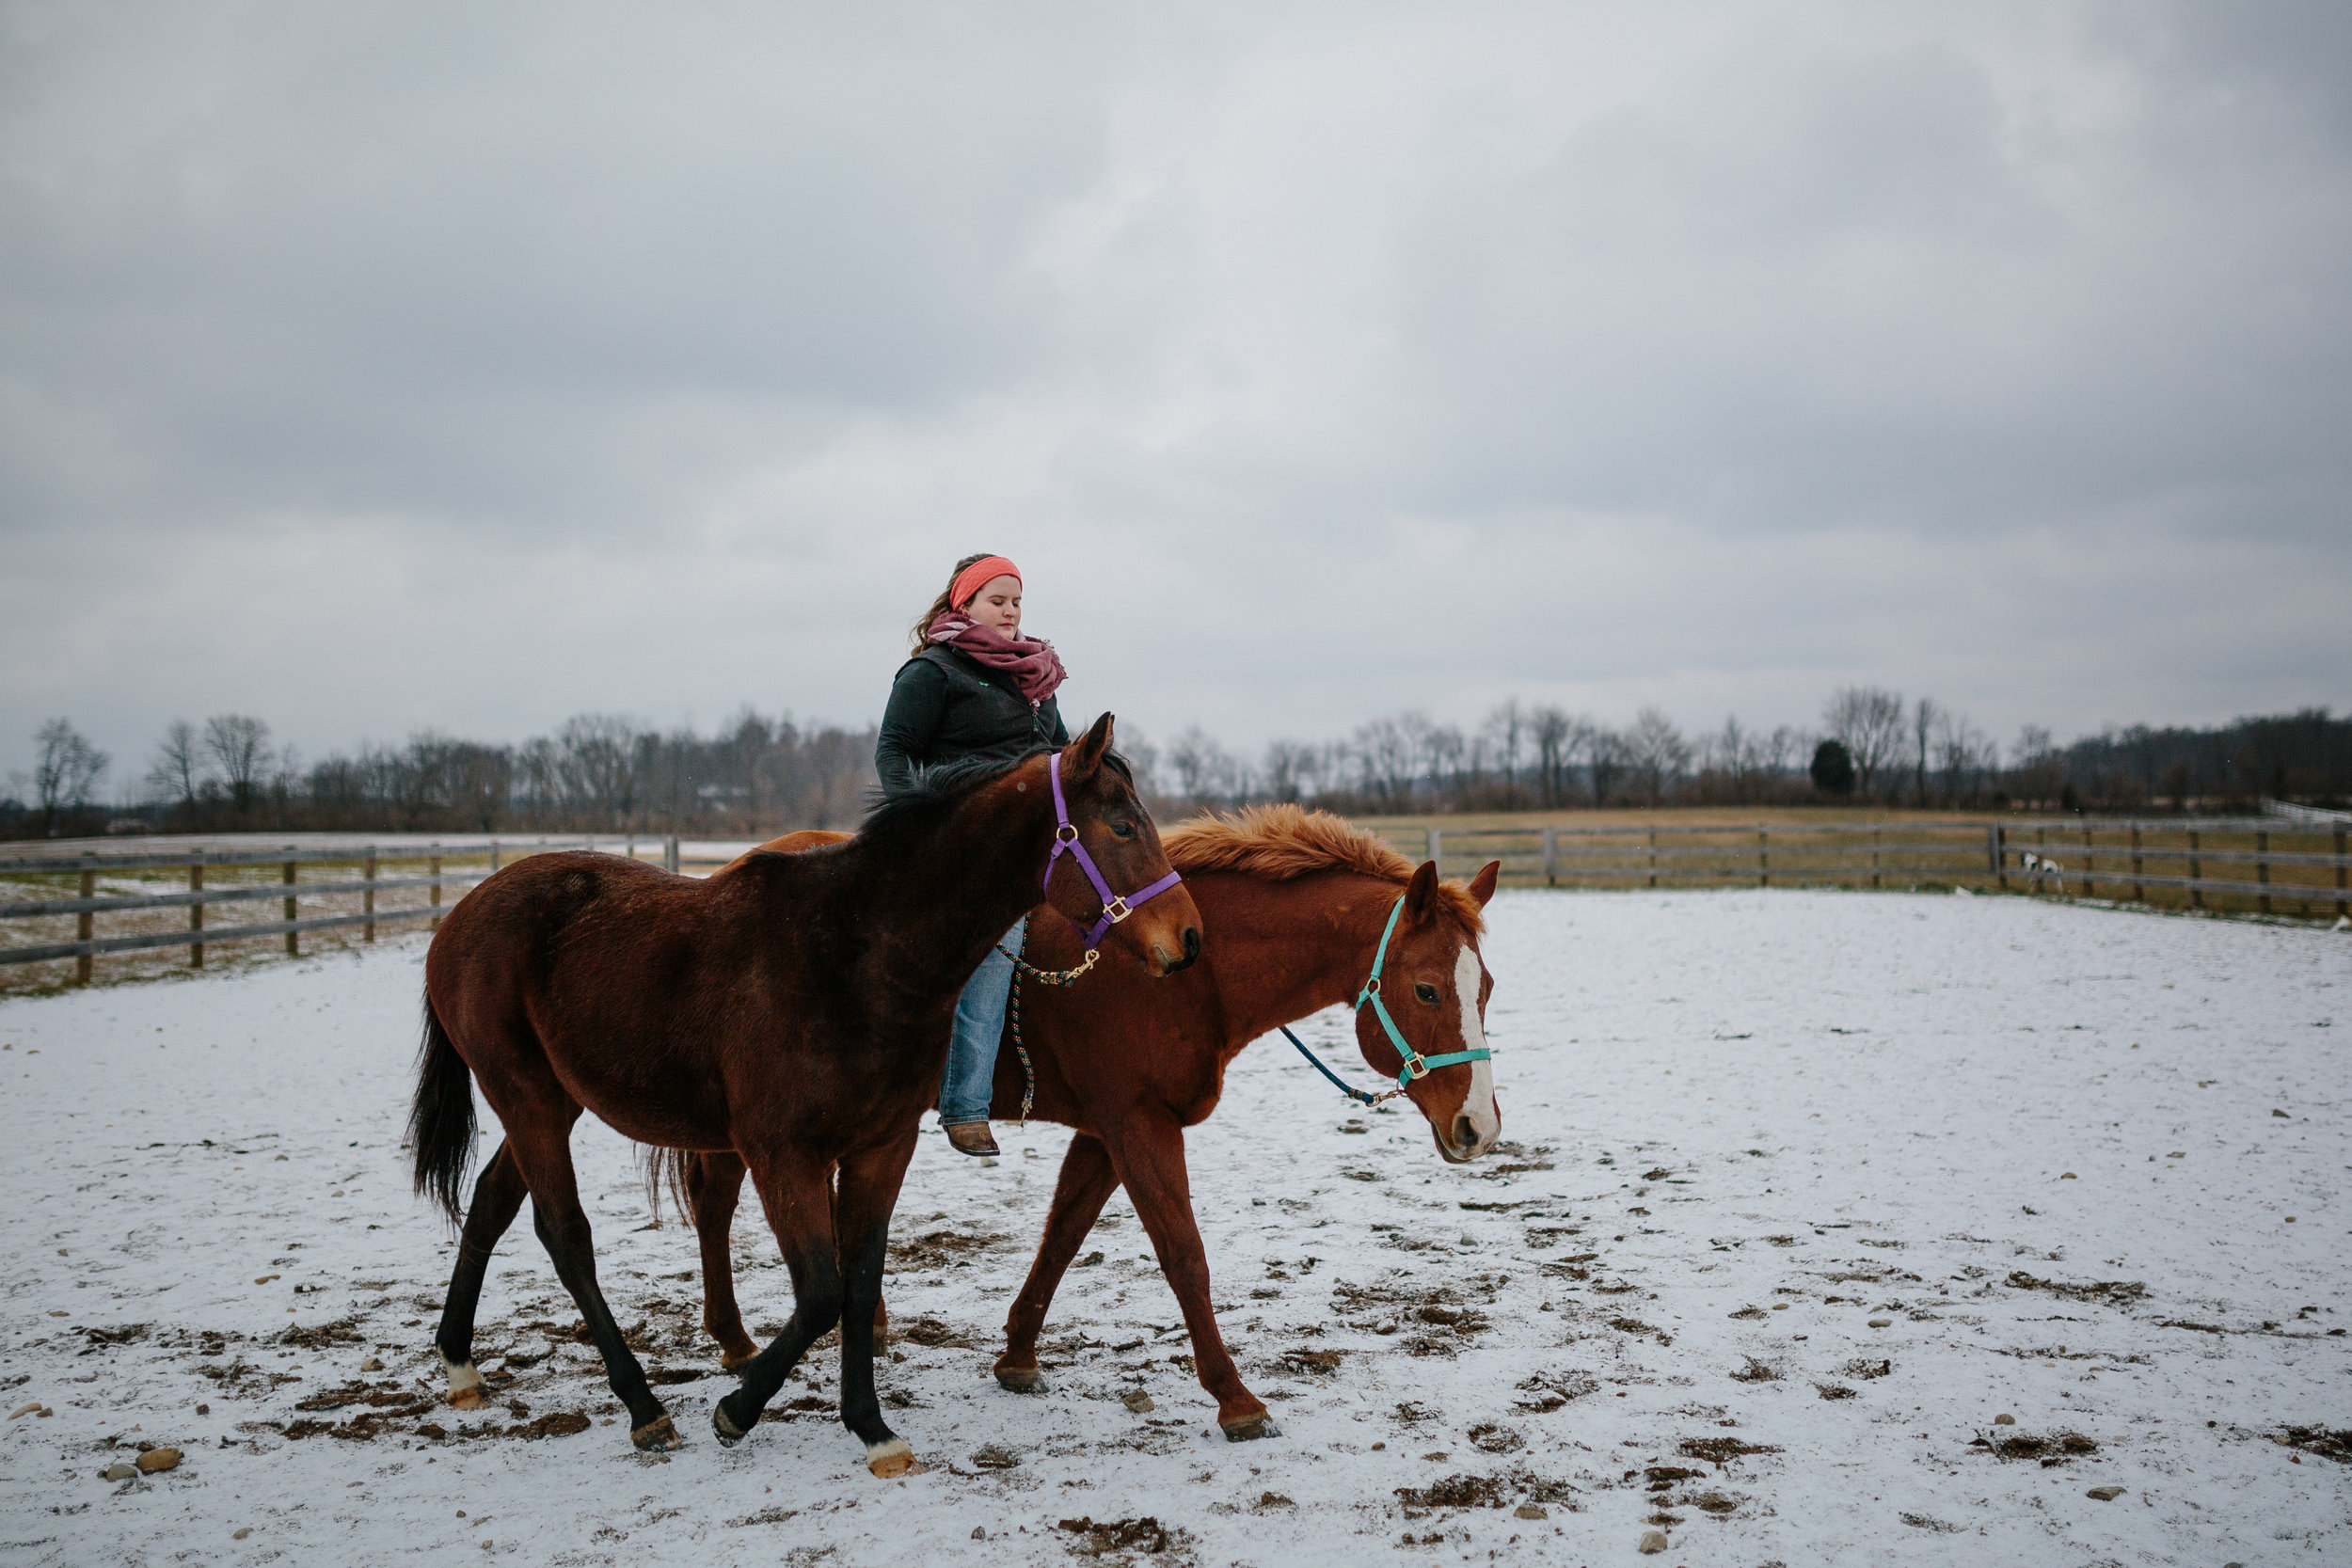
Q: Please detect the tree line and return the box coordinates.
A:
[1147,692,2352,816]
[6,689,2347,840]
[2,710,877,839]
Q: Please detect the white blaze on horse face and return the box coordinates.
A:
[1454,942,1500,1155]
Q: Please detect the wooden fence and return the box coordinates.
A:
[0,836,685,981]
[1373,816,2352,920]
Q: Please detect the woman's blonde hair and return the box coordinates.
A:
[908,552,1004,653]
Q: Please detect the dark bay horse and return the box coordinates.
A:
[674,804,1501,1438]
[407,717,1202,1474]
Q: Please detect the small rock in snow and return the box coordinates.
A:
[1515,1503,1548,1519]
[1638,1528,1669,1553]
[136,1448,181,1473]
[102,1463,137,1481]
[232,1528,251,1540]
[970,1527,986,1540]
[1994,1414,2016,1426]
[2086,1485,2124,1501]
[1867,1318,1893,1328]
[361,1357,383,1372]
[1123,1390,1154,1413]
[8,1402,41,1420]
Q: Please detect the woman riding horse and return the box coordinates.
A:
[877,553,1068,1159]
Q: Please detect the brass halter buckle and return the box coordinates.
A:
[1102,895,1132,925]
[1398,1053,1430,1082]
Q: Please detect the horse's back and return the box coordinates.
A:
[716,829,851,876]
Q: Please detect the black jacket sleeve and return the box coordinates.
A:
[875,657,947,798]
[1044,700,1070,748]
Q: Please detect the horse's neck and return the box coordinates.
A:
[845,774,1053,999]
[1202,871,1398,1049]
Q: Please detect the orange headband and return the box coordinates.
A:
[948,555,1021,611]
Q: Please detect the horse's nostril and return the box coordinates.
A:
[1452,1114,1477,1149]
[1182,927,1201,962]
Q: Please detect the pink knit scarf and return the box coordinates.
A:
[925,613,1069,706]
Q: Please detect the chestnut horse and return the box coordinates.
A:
[407,718,1202,1474]
[672,804,1502,1438]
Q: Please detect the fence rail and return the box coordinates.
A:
[0,836,686,980]
[1369,816,2351,920]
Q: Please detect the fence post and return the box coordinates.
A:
[1644,827,1656,888]
[1757,827,1769,888]
[189,849,205,969]
[75,855,96,985]
[1542,825,1557,887]
[2256,830,2271,915]
[430,845,443,930]
[1428,828,1441,870]
[2081,823,2095,901]
[2336,826,2347,920]
[283,849,298,957]
[2187,830,2202,909]
[490,838,501,873]
[664,835,680,875]
[364,847,378,943]
[1870,827,1881,890]
[2130,825,2144,902]
[1986,823,2002,886]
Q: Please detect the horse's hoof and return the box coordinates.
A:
[993,1365,1041,1392]
[719,1351,757,1373]
[711,1402,748,1448]
[631,1416,681,1452]
[866,1437,915,1478]
[447,1386,485,1411]
[1221,1413,1279,1442]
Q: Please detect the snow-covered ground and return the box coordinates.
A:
[2,889,2344,1566]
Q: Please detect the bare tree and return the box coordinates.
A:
[1417,721,1464,800]
[34,718,109,832]
[1262,738,1316,802]
[202,714,274,814]
[553,714,640,828]
[1911,696,1938,807]
[1353,716,1416,807]
[1168,725,1236,810]
[147,719,205,807]
[1821,687,1906,800]
[1623,707,1691,807]
[1481,699,1526,806]
[1586,725,1628,804]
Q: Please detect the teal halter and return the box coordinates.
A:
[1278,891,1494,1104]
[1355,894,1493,1090]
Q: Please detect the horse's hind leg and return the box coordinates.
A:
[996,1132,1122,1390]
[435,1138,531,1409]
[685,1151,759,1370]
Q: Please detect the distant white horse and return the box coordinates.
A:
[2019,851,2066,893]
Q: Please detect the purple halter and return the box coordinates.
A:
[1045,752,1184,952]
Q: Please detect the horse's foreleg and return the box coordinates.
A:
[831,1131,922,1476]
[712,1152,842,1450]
[685,1151,759,1370]
[1103,1116,1272,1440]
[995,1132,1121,1390]
[435,1139,529,1409]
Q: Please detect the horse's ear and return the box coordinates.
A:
[1405,860,1441,923]
[1467,860,1501,909]
[1070,712,1115,778]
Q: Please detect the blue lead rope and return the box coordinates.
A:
[1280,1023,1382,1106]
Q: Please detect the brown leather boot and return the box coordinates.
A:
[945,1121,1000,1158]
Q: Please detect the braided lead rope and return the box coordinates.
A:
[992,936,1098,1126]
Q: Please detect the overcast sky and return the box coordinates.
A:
[4,1,2347,788]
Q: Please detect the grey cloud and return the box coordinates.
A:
[2,1,2346,780]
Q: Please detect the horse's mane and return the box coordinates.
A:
[1164,803,1486,933]
[858,746,1136,843]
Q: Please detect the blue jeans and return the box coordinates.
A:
[940,916,1025,1126]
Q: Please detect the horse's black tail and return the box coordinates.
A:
[409,993,477,1225]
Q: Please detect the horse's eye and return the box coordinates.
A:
[1415,983,1439,1005]
[1110,820,1136,839]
